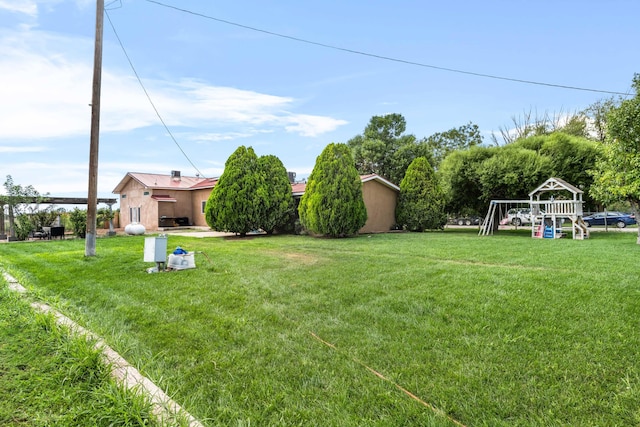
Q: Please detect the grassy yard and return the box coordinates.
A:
[0,285,159,426]
[1,229,640,426]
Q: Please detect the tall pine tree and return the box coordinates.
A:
[205,146,264,236]
[299,143,367,237]
[257,154,295,234]
[396,156,447,231]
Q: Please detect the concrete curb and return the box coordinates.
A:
[2,271,203,427]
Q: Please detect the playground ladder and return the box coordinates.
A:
[479,202,497,236]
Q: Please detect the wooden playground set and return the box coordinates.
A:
[479,177,590,240]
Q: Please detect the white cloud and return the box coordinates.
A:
[186,131,265,142]
[74,0,91,10]
[0,0,80,15]
[0,30,95,138]
[0,145,47,152]
[1,160,89,195]
[0,0,77,18]
[282,114,348,137]
[0,29,347,142]
[0,0,38,16]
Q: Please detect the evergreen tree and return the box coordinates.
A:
[257,154,295,234]
[205,146,264,236]
[299,143,367,237]
[396,157,447,231]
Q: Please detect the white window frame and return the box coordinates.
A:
[130,207,141,223]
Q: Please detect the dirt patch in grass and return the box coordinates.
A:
[285,252,319,264]
[265,250,322,266]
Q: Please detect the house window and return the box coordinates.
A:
[143,191,150,196]
[201,201,207,213]
[122,194,126,199]
[130,207,141,223]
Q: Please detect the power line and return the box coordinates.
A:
[104,9,207,178]
[144,0,630,97]
[105,0,122,11]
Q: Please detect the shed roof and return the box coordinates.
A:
[290,174,399,197]
[360,174,400,191]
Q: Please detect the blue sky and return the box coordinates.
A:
[1,0,638,203]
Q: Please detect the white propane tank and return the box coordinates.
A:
[125,222,146,235]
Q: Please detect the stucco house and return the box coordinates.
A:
[113,171,217,230]
[113,171,400,233]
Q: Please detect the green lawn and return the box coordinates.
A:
[2,230,640,426]
[0,286,159,426]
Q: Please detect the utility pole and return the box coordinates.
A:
[86,0,104,256]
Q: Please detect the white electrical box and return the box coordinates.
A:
[144,236,167,263]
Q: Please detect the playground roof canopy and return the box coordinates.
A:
[529,177,583,198]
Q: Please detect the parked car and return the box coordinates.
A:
[582,212,637,228]
[501,208,533,226]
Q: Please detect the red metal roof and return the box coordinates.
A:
[112,172,215,193]
[291,182,306,196]
[151,195,177,202]
[113,172,397,197]
[189,178,218,190]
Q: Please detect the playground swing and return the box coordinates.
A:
[479,199,530,236]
